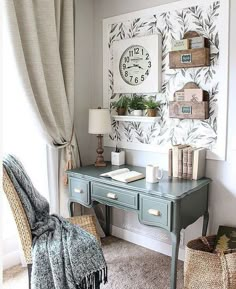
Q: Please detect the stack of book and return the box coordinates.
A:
[168,145,206,180]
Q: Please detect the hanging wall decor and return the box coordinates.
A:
[103,0,229,160]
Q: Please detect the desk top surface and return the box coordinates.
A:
[67,164,211,200]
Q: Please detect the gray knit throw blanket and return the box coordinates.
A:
[3,155,107,289]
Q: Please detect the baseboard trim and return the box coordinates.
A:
[111,225,185,261]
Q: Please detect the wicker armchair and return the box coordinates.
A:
[3,168,100,289]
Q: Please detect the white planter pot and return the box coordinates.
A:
[133,110,143,116]
[111,151,125,166]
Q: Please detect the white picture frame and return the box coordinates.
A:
[113,35,162,93]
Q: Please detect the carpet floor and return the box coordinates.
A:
[3,236,184,289]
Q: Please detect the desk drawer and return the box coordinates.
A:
[91,183,138,210]
[140,195,171,229]
[69,177,91,206]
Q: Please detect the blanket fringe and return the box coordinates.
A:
[80,267,107,289]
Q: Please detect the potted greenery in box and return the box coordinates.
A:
[128,95,145,116]
[144,97,160,117]
[111,96,129,115]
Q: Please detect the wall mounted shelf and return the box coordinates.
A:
[169,82,209,120]
[169,31,210,69]
[169,47,210,69]
[112,115,160,123]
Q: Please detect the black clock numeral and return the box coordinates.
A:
[134,48,139,54]
[141,75,144,81]
[148,61,151,68]
[130,76,133,82]
[123,64,126,69]
[125,71,128,77]
[124,57,129,63]
[129,50,134,57]
[145,70,149,76]
[135,77,138,84]
[146,53,149,60]
[142,49,144,55]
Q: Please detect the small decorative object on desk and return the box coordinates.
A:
[214,226,236,253]
[168,145,206,180]
[146,164,163,183]
[111,146,125,166]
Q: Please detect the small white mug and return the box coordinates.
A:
[146,164,163,183]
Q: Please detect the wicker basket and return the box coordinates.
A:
[184,235,236,289]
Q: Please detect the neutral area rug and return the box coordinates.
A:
[3,236,184,289]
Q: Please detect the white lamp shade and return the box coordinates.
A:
[88,108,112,135]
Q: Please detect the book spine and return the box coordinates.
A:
[178,149,183,179]
[172,147,179,178]
[168,149,172,177]
[187,148,193,180]
[183,148,188,179]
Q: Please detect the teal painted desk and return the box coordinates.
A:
[67,164,211,289]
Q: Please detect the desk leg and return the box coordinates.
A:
[68,201,74,217]
[202,211,209,236]
[105,205,111,236]
[170,231,180,289]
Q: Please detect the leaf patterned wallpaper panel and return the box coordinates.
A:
[106,1,222,150]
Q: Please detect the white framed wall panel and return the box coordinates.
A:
[103,0,229,160]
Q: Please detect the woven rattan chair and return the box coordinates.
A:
[3,168,100,289]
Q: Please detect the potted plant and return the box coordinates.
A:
[128,95,145,116]
[144,97,160,117]
[111,96,129,115]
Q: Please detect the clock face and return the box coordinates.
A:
[119,45,152,86]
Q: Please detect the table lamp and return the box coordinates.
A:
[88,107,111,167]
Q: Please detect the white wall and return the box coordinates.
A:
[75,0,236,250]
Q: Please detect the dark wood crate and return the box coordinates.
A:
[169,101,209,119]
[169,47,210,69]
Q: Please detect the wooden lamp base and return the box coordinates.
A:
[95,134,107,167]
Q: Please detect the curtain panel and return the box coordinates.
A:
[6,0,79,216]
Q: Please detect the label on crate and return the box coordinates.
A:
[181,106,192,114]
[181,54,192,63]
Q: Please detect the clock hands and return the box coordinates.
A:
[134,64,144,69]
[126,64,144,69]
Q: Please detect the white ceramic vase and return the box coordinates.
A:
[133,110,143,116]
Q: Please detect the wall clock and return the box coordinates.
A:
[113,35,162,93]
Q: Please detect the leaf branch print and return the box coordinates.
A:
[117,23,126,40]
[106,1,222,150]
[123,122,133,142]
[110,120,121,141]
[176,10,190,38]
[189,3,220,65]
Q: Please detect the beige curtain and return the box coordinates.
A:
[6,0,79,216]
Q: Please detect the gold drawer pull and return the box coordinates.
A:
[148,209,160,216]
[107,193,118,200]
[74,188,83,193]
